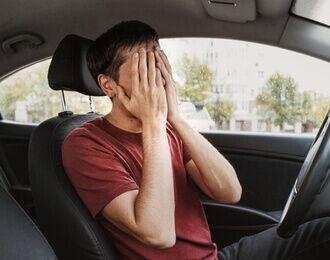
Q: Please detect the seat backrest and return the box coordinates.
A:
[0,165,10,191]
[29,35,118,260]
[0,184,57,260]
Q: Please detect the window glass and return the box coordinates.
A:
[0,59,111,123]
[1,41,330,133]
[160,38,330,134]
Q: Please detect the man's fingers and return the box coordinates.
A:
[156,68,163,88]
[148,51,156,86]
[155,53,171,83]
[116,85,130,109]
[161,50,172,73]
[138,48,148,88]
[131,52,139,94]
[158,49,172,73]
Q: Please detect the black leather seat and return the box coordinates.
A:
[0,165,10,192]
[0,184,57,260]
[29,35,118,260]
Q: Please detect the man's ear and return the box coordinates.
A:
[97,74,117,98]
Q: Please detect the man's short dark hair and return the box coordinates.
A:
[87,20,159,84]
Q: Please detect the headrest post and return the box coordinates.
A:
[60,90,68,111]
[88,96,94,113]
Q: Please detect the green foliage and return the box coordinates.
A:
[0,60,58,122]
[176,54,213,105]
[0,60,111,123]
[206,99,235,129]
[300,91,313,123]
[64,92,112,115]
[256,73,313,130]
[312,98,330,127]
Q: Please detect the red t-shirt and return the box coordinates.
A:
[62,116,217,259]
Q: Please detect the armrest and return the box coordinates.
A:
[202,201,279,228]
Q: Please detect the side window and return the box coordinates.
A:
[0,59,110,123]
[160,38,330,134]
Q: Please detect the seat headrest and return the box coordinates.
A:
[48,34,105,96]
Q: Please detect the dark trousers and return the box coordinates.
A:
[218,217,330,260]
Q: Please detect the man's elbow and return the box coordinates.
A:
[215,183,242,204]
[142,229,176,249]
[230,184,242,203]
[226,168,242,203]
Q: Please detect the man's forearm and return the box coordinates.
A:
[134,120,175,245]
[154,47,240,203]
[171,116,241,203]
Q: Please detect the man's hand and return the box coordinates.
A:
[117,48,167,125]
[155,49,181,123]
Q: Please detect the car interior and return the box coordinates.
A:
[0,0,330,259]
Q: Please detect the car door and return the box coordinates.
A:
[201,131,313,247]
[0,60,54,221]
[0,118,37,220]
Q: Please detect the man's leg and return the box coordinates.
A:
[218,216,330,260]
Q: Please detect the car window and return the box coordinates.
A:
[1,40,329,132]
[160,38,330,134]
[0,59,110,123]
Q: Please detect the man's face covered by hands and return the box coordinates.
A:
[106,38,179,124]
[116,41,159,98]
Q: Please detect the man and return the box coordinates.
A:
[62,21,330,259]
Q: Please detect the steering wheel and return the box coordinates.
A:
[277,110,330,238]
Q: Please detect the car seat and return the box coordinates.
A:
[29,35,118,260]
[0,183,57,259]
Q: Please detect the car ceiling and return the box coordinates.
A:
[0,0,329,79]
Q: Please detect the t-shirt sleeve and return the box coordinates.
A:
[62,131,139,218]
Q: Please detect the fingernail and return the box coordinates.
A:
[133,52,138,58]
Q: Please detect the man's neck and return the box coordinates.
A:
[105,105,142,134]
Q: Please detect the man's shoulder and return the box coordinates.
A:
[63,116,105,148]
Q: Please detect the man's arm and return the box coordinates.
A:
[102,49,175,248]
[171,117,241,203]
[102,122,175,248]
[155,48,242,204]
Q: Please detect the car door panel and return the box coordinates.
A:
[0,120,36,220]
[200,132,314,247]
